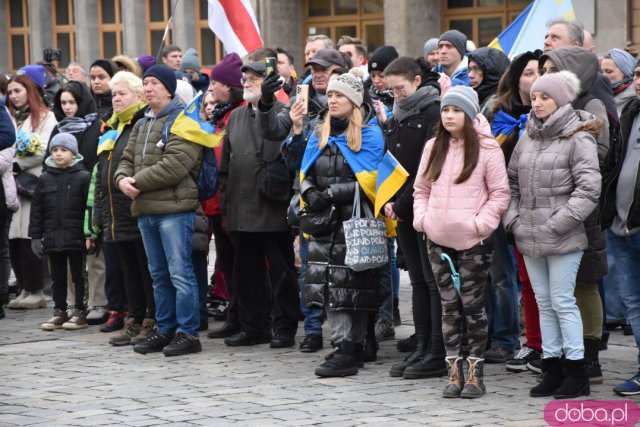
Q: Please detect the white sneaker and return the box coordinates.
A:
[86,306,108,325]
[7,290,29,309]
[17,290,47,309]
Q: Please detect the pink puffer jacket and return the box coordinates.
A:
[413,114,510,251]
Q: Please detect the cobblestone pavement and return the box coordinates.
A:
[1,269,639,426]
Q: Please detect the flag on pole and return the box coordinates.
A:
[208,0,263,57]
[488,0,575,58]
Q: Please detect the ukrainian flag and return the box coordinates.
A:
[374,151,409,216]
[488,0,575,58]
[170,91,223,148]
[97,129,119,155]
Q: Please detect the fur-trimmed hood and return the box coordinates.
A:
[112,55,142,78]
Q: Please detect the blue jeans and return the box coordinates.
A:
[138,212,200,336]
[523,251,584,360]
[606,231,640,364]
[486,225,519,352]
[299,234,323,335]
[603,230,628,324]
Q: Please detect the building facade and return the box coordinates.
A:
[0,0,631,74]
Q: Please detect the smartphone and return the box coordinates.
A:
[296,84,309,115]
[265,57,277,76]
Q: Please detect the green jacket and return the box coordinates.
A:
[114,98,202,217]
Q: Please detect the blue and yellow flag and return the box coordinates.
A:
[491,110,528,146]
[170,91,223,148]
[488,0,575,58]
[374,151,409,216]
[97,129,119,155]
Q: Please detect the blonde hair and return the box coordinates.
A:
[108,71,143,97]
[317,106,363,152]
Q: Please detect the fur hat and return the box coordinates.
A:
[327,71,364,107]
[50,132,78,156]
[441,86,479,121]
[530,70,581,107]
[112,55,142,78]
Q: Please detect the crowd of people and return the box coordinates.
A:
[1,16,639,401]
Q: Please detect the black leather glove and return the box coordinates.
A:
[260,72,282,105]
[30,239,43,259]
[303,189,332,212]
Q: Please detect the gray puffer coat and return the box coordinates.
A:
[503,104,602,259]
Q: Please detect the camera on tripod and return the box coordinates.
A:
[42,48,62,64]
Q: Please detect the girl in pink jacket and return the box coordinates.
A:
[413,86,510,399]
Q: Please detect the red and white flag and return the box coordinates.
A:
[208,0,263,57]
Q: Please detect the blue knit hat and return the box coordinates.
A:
[143,64,177,97]
[17,65,45,88]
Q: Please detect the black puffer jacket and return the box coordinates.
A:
[94,106,147,242]
[383,75,440,222]
[49,81,102,172]
[28,159,90,252]
[300,116,382,312]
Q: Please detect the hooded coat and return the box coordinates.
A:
[503,104,602,259]
[383,72,441,222]
[28,156,90,252]
[49,81,101,172]
[469,47,510,112]
[537,47,609,280]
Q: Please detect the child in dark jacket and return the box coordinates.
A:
[29,132,91,331]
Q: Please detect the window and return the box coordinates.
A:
[303,0,384,55]
[98,0,123,58]
[196,0,223,67]
[146,0,172,57]
[442,0,530,47]
[7,0,30,70]
[52,0,76,65]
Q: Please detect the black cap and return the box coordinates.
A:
[368,45,399,73]
[241,61,266,76]
[304,49,345,68]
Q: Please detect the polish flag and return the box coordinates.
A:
[208,0,263,57]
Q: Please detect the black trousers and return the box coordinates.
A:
[233,231,299,337]
[102,241,127,312]
[396,221,442,338]
[50,250,85,310]
[209,215,237,326]
[114,238,155,322]
[10,238,43,292]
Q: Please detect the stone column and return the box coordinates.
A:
[172,0,197,51]
[383,0,440,57]
[74,0,100,68]
[258,0,303,69]
[121,0,148,57]
[27,0,54,64]
[0,1,9,72]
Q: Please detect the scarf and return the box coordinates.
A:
[14,106,30,129]
[58,113,98,134]
[330,116,349,136]
[392,86,440,123]
[491,108,528,145]
[612,79,633,94]
[209,102,234,127]
[106,101,147,133]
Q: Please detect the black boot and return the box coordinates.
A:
[393,297,401,326]
[530,357,564,397]
[397,334,417,353]
[389,334,428,377]
[315,341,361,377]
[363,313,378,363]
[584,338,603,384]
[553,358,590,399]
[403,334,448,379]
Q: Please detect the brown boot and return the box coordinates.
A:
[131,318,155,345]
[443,356,465,398]
[62,308,88,330]
[109,318,142,346]
[460,357,486,398]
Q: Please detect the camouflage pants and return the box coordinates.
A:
[427,240,493,358]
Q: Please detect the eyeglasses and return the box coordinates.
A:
[241,76,262,85]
